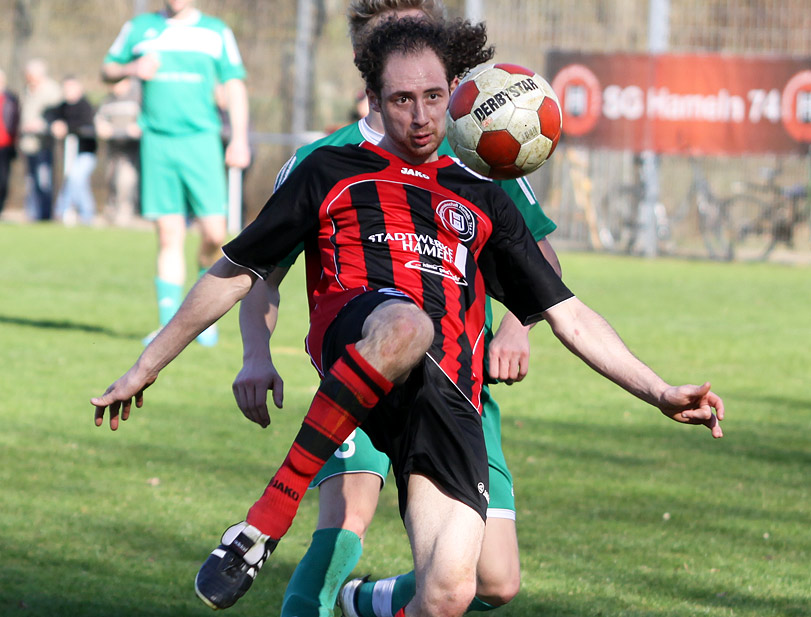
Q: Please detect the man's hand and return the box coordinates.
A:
[132,53,160,81]
[232,358,284,428]
[91,366,156,431]
[658,382,725,438]
[50,120,68,139]
[225,138,251,169]
[488,311,531,384]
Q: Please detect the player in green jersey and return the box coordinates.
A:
[230,3,559,616]
[102,0,250,347]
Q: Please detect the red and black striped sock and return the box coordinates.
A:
[246,343,393,539]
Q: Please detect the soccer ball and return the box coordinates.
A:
[446,63,562,180]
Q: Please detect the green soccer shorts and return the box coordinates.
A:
[140,130,227,219]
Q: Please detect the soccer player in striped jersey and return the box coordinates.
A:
[234,4,559,616]
[92,16,724,617]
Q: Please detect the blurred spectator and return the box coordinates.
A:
[95,77,141,226]
[0,68,20,217]
[47,75,98,226]
[19,58,61,221]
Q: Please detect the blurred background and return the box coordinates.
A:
[1,0,809,262]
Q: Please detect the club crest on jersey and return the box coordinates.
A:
[401,166,429,180]
[437,200,476,242]
[405,260,468,286]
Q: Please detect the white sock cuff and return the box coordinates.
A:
[371,575,400,617]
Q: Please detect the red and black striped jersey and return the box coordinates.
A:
[224,141,573,411]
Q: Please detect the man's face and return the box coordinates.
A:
[369,48,449,165]
[165,0,195,17]
[62,79,83,104]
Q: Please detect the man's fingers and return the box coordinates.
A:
[270,378,284,409]
[108,401,121,431]
[487,354,501,381]
[121,398,132,422]
[709,392,725,421]
[707,414,723,439]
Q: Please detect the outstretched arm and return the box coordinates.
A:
[543,297,724,438]
[91,258,256,430]
[233,267,289,427]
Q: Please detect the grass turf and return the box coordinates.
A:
[0,223,808,616]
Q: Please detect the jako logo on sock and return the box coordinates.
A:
[271,479,300,501]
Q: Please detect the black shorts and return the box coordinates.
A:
[321,289,490,521]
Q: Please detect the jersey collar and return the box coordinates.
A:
[163,8,202,25]
[360,140,455,170]
[358,117,383,145]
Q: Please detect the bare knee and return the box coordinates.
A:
[357,302,433,380]
[416,575,477,617]
[475,517,521,606]
[475,570,520,607]
[316,473,381,540]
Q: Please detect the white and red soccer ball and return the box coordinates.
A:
[446,63,562,180]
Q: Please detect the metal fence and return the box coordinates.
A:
[2,0,809,261]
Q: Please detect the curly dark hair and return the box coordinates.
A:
[347,0,447,53]
[354,17,494,95]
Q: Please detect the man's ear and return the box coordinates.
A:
[449,76,460,95]
[367,87,381,114]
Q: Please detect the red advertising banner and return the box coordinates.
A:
[547,52,811,155]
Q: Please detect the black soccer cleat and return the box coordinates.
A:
[194,521,278,610]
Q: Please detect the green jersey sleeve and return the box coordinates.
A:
[275,122,368,268]
[212,22,246,83]
[104,19,139,65]
[493,176,557,242]
[436,138,556,242]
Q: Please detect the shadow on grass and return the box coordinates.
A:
[506,413,811,473]
[0,314,140,340]
[514,585,810,617]
[0,527,301,617]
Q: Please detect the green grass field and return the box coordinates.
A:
[1,223,809,617]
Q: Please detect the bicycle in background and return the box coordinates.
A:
[674,158,809,261]
[731,163,809,260]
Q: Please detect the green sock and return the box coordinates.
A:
[467,597,498,612]
[280,528,363,617]
[155,278,182,327]
[356,572,415,617]
[356,571,498,616]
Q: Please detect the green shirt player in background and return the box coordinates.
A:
[231,2,561,616]
[102,0,251,346]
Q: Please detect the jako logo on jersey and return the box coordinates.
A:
[271,479,300,501]
[401,166,429,180]
[477,482,490,503]
[405,260,467,286]
[437,200,476,242]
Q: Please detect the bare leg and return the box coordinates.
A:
[404,474,484,617]
[196,214,227,271]
[475,517,520,606]
[317,472,383,538]
[155,214,187,285]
